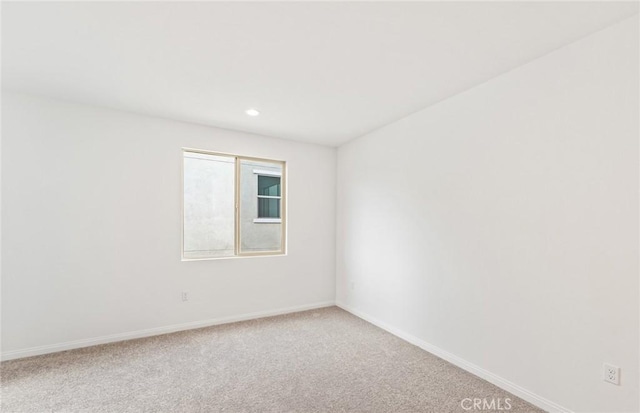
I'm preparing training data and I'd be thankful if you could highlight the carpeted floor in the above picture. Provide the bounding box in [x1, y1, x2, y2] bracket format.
[1, 307, 544, 413]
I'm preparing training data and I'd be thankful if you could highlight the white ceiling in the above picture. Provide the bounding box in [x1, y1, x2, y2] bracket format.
[2, 2, 638, 146]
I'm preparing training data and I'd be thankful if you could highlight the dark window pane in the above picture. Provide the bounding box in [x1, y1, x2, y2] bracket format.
[258, 176, 281, 196]
[258, 198, 280, 218]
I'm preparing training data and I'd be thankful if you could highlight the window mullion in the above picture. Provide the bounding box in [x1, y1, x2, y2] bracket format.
[234, 156, 240, 256]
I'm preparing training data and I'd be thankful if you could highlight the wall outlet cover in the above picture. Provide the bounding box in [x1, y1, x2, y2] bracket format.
[603, 363, 620, 385]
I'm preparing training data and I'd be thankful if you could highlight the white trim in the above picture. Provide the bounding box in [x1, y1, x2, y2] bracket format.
[1, 301, 335, 361]
[181, 148, 287, 258]
[182, 252, 286, 261]
[183, 153, 235, 163]
[252, 169, 281, 177]
[336, 302, 573, 413]
[253, 218, 282, 224]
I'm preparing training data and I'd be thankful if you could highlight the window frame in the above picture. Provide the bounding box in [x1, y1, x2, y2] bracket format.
[254, 170, 282, 223]
[181, 148, 287, 260]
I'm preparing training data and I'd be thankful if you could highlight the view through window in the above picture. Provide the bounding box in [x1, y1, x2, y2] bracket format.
[183, 149, 286, 259]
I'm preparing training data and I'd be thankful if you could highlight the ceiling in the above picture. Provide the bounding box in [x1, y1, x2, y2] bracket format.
[2, 2, 638, 146]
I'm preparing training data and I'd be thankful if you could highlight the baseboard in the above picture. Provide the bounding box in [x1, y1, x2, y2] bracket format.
[336, 302, 572, 413]
[1, 301, 335, 361]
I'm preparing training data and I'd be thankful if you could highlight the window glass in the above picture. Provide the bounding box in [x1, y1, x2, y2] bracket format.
[257, 175, 281, 218]
[258, 176, 281, 197]
[183, 152, 235, 259]
[258, 198, 280, 218]
[182, 150, 285, 259]
[239, 159, 283, 254]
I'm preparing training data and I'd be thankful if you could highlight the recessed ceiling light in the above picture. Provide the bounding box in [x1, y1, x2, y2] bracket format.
[246, 108, 260, 117]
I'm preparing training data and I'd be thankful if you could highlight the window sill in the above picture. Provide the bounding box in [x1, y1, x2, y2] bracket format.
[253, 218, 282, 224]
[182, 252, 286, 262]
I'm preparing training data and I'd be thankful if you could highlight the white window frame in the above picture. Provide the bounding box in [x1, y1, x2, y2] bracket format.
[254, 169, 282, 224]
[181, 148, 287, 260]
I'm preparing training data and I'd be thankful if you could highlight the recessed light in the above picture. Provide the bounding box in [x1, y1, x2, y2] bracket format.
[246, 108, 260, 117]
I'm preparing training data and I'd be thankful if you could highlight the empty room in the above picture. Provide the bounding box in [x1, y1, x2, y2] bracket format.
[1, 1, 638, 412]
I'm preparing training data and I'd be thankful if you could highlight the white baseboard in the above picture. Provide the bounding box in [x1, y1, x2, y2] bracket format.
[336, 302, 572, 413]
[1, 301, 335, 361]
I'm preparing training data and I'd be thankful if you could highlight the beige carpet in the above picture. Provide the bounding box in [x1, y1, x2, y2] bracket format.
[1, 307, 544, 413]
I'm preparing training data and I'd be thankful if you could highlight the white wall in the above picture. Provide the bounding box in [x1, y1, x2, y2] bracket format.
[1, 92, 336, 357]
[337, 16, 639, 413]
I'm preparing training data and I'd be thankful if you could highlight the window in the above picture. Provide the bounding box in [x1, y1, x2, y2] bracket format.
[182, 149, 286, 259]
[256, 174, 281, 221]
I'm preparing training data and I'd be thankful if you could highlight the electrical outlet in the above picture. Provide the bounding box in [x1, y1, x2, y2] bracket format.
[603, 363, 620, 385]
[181, 291, 189, 302]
